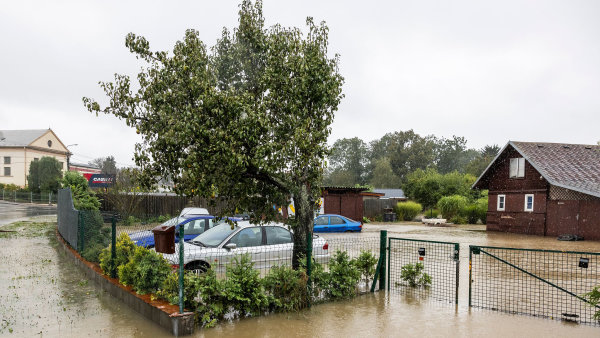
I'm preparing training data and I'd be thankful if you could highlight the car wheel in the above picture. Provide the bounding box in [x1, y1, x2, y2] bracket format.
[185, 261, 210, 275]
[345, 230, 353, 233]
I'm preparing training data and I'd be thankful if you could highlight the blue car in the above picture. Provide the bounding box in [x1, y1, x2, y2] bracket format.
[313, 214, 362, 233]
[129, 216, 238, 248]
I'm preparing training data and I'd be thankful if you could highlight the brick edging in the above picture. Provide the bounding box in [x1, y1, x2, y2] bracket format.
[55, 229, 195, 336]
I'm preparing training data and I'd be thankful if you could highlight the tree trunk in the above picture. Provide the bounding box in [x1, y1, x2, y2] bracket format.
[292, 184, 314, 269]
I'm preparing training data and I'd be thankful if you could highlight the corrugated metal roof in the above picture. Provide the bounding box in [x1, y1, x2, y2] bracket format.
[372, 188, 406, 198]
[473, 141, 600, 198]
[0, 129, 48, 147]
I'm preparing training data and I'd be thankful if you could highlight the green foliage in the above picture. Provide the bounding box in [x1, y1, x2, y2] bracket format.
[400, 262, 431, 287]
[404, 168, 479, 210]
[394, 201, 422, 221]
[27, 156, 63, 193]
[325, 137, 369, 186]
[79, 210, 109, 262]
[450, 215, 468, 224]
[437, 195, 468, 220]
[462, 204, 479, 224]
[362, 217, 370, 223]
[423, 208, 440, 219]
[157, 271, 201, 310]
[324, 250, 361, 299]
[84, 0, 344, 268]
[368, 157, 401, 188]
[122, 215, 141, 226]
[224, 254, 268, 317]
[354, 250, 378, 285]
[262, 265, 308, 312]
[62, 171, 101, 210]
[0, 183, 20, 192]
[475, 197, 488, 224]
[118, 246, 172, 294]
[583, 285, 600, 320]
[195, 268, 227, 328]
[99, 233, 136, 275]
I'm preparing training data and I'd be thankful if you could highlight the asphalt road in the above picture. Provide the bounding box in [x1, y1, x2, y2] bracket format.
[0, 200, 57, 227]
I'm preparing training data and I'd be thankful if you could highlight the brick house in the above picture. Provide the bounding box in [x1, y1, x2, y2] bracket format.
[473, 141, 600, 240]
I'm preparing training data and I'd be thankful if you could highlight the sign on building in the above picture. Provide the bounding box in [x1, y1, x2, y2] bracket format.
[88, 174, 115, 188]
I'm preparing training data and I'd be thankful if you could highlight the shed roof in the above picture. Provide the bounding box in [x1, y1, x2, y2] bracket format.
[372, 188, 406, 199]
[473, 141, 600, 198]
[0, 129, 49, 147]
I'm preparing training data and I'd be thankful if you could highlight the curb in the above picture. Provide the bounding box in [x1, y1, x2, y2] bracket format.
[55, 229, 195, 336]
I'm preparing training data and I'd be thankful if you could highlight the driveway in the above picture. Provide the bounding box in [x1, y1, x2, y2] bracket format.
[0, 200, 56, 227]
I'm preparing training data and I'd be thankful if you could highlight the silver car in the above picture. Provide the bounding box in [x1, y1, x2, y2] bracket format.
[163, 222, 330, 274]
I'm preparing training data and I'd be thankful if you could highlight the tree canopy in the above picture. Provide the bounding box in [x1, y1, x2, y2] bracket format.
[90, 156, 118, 175]
[83, 0, 344, 266]
[27, 156, 63, 193]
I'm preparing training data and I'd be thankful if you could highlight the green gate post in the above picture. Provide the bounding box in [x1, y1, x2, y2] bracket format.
[454, 243, 460, 305]
[178, 224, 185, 313]
[306, 233, 313, 308]
[468, 246, 473, 307]
[379, 230, 387, 291]
[110, 216, 117, 279]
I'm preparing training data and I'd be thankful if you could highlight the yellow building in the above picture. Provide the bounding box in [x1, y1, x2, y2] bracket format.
[0, 129, 69, 187]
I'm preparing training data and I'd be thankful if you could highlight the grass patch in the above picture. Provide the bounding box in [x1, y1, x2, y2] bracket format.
[0, 221, 56, 238]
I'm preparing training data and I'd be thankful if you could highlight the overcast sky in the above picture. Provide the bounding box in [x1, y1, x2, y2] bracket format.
[1, 0, 599, 167]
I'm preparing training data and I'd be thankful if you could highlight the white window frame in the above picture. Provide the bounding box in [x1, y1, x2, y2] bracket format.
[497, 194, 506, 211]
[509, 157, 525, 178]
[524, 194, 534, 212]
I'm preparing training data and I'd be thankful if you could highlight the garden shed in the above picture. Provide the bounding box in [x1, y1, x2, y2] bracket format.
[320, 186, 368, 222]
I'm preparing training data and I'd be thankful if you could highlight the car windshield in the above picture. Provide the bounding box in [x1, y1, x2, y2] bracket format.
[160, 217, 181, 226]
[193, 223, 238, 247]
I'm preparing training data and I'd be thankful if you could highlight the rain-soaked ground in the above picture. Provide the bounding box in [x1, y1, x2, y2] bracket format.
[1, 213, 600, 337]
[0, 200, 57, 226]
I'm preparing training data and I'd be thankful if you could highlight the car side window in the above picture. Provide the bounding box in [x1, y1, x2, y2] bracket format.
[184, 220, 206, 235]
[228, 227, 263, 247]
[330, 216, 345, 225]
[265, 227, 292, 245]
[315, 217, 329, 226]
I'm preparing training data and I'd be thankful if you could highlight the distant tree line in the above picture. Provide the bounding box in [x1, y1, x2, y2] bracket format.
[323, 129, 500, 189]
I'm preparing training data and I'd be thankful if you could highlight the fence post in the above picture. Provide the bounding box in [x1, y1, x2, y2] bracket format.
[30, 191, 32, 203]
[178, 223, 185, 313]
[110, 216, 117, 279]
[454, 243, 460, 305]
[14, 191, 16, 202]
[306, 232, 313, 308]
[379, 230, 387, 291]
[468, 246, 472, 308]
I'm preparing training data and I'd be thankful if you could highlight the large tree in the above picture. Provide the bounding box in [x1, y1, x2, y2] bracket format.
[83, 1, 343, 267]
[90, 156, 118, 175]
[27, 156, 63, 193]
[325, 137, 368, 185]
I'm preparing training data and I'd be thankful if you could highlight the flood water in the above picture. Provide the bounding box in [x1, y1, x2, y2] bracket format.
[1, 216, 599, 337]
[0, 200, 57, 226]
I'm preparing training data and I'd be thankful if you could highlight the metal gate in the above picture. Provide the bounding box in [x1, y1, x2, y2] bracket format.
[469, 245, 600, 325]
[388, 238, 460, 304]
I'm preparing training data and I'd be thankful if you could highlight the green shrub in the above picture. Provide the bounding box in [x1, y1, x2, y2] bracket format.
[584, 285, 600, 320]
[362, 217, 370, 224]
[475, 197, 488, 224]
[118, 246, 172, 294]
[81, 243, 105, 263]
[79, 211, 110, 263]
[196, 268, 227, 328]
[325, 250, 361, 299]
[423, 208, 440, 219]
[158, 214, 171, 223]
[224, 254, 268, 317]
[99, 233, 137, 275]
[63, 171, 100, 210]
[157, 271, 201, 311]
[462, 204, 479, 224]
[123, 215, 141, 226]
[354, 250, 378, 285]
[437, 195, 468, 219]
[374, 214, 383, 222]
[394, 201, 422, 221]
[450, 215, 468, 224]
[400, 262, 431, 287]
[1, 183, 20, 192]
[262, 265, 308, 312]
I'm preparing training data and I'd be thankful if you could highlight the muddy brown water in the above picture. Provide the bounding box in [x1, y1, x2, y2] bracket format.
[1, 219, 600, 337]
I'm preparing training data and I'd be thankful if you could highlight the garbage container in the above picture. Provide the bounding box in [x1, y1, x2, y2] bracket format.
[152, 225, 176, 254]
[383, 212, 397, 222]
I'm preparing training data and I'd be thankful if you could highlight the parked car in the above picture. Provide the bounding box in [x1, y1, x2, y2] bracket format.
[129, 216, 239, 248]
[313, 214, 362, 233]
[163, 222, 330, 273]
[179, 207, 209, 216]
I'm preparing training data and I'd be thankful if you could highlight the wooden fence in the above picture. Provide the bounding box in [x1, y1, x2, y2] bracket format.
[97, 192, 227, 217]
[363, 199, 402, 219]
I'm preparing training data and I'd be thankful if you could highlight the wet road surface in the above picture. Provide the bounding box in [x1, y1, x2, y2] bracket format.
[0, 200, 57, 226]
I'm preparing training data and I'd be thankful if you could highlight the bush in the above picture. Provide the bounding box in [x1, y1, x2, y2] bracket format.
[475, 197, 488, 224]
[79, 210, 110, 263]
[118, 246, 172, 294]
[224, 254, 268, 317]
[1, 183, 20, 192]
[196, 268, 227, 328]
[99, 233, 137, 275]
[400, 262, 431, 287]
[462, 204, 479, 224]
[354, 250, 378, 285]
[262, 265, 308, 312]
[423, 208, 440, 219]
[584, 285, 600, 320]
[325, 250, 361, 299]
[157, 271, 201, 311]
[394, 201, 422, 221]
[122, 215, 141, 226]
[362, 217, 370, 224]
[437, 195, 468, 219]
[450, 215, 468, 224]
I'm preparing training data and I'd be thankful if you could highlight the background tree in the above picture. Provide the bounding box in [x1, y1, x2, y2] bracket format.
[83, 0, 344, 267]
[464, 145, 500, 177]
[324, 137, 368, 185]
[435, 135, 478, 174]
[90, 156, 118, 175]
[27, 157, 63, 193]
[369, 157, 401, 188]
[387, 130, 438, 183]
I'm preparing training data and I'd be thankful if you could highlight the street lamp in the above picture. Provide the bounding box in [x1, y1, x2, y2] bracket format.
[66, 144, 78, 171]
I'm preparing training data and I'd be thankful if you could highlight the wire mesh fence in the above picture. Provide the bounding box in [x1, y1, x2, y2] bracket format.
[388, 238, 460, 304]
[469, 246, 600, 325]
[0, 189, 57, 204]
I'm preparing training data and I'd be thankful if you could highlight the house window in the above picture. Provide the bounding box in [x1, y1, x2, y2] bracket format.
[524, 194, 534, 211]
[3, 156, 10, 164]
[509, 158, 525, 178]
[497, 195, 506, 211]
[3, 167, 10, 176]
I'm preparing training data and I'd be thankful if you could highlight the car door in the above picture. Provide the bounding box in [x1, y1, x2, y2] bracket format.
[329, 216, 347, 232]
[224, 227, 265, 269]
[314, 216, 330, 232]
[264, 226, 294, 267]
[182, 219, 207, 241]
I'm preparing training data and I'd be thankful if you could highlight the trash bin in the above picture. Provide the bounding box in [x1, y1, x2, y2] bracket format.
[152, 225, 175, 254]
[383, 212, 397, 222]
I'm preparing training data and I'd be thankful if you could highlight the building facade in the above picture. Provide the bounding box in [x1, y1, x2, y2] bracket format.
[0, 129, 69, 187]
[473, 141, 600, 240]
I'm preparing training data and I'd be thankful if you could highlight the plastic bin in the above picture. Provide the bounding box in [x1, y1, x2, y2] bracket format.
[152, 225, 175, 254]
